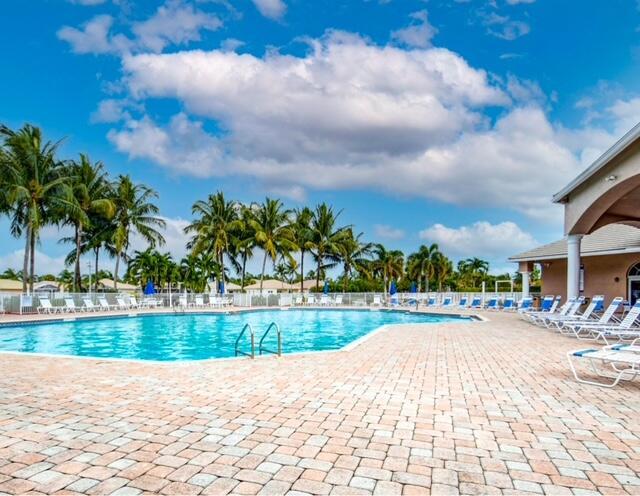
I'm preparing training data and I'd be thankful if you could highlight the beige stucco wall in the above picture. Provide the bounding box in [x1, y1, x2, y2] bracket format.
[563, 139, 640, 235]
[540, 253, 640, 302]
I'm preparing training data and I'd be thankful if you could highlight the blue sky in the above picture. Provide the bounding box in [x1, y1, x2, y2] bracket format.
[1, 0, 639, 276]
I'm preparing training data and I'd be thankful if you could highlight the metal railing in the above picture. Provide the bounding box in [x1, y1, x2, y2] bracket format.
[259, 322, 281, 356]
[235, 323, 255, 358]
[0, 290, 533, 314]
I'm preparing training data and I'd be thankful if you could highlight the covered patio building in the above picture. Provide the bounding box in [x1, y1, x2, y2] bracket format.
[511, 122, 640, 303]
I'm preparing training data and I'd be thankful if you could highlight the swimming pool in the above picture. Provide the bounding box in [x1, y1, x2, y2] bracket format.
[0, 309, 471, 361]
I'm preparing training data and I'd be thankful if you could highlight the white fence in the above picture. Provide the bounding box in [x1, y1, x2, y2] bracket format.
[0, 290, 529, 314]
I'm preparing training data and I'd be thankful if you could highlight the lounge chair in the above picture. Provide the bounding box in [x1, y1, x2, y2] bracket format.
[427, 296, 436, 306]
[194, 296, 206, 308]
[441, 296, 453, 308]
[485, 297, 499, 310]
[64, 298, 78, 313]
[98, 297, 113, 311]
[307, 295, 316, 306]
[458, 296, 468, 309]
[37, 298, 56, 314]
[129, 297, 140, 309]
[371, 295, 382, 307]
[502, 297, 515, 311]
[470, 296, 482, 309]
[178, 295, 189, 308]
[567, 339, 640, 387]
[536, 297, 585, 327]
[517, 297, 533, 312]
[522, 295, 560, 322]
[294, 295, 303, 306]
[115, 297, 130, 311]
[82, 298, 97, 312]
[574, 301, 640, 344]
[549, 295, 603, 330]
[562, 297, 624, 338]
[334, 295, 343, 306]
[320, 295, 330, 306]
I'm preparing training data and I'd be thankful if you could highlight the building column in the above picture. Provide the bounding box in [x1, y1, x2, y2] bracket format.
[567, 234, 583, 299]
[519, 261, 533, 298]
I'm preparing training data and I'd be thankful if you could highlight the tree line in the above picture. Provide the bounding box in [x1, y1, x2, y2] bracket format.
[0, 123, 524, 293]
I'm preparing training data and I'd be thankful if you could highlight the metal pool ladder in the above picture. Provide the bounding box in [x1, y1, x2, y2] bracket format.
[235, 323, 255, 358]
[259, 322, 281, 356]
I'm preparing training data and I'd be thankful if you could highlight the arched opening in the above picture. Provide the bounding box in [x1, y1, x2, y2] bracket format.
[627, 261, 640, 304]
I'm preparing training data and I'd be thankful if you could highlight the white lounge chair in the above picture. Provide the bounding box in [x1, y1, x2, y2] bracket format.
[567, 340, 640, 387]
[524, 296, 562, 323]
[307, 295, 316, 306]
[178, 295, 189, 308]
[129, 297, 140, 309]
[82, 298, 97, 312]
[537, 297, 584, 327]
[550, 295, 603, 330]
[562, 297, 624, 338]
[334, 295, 343, 306]
[37, 298, 56, 314]
[577, 301, 640, 344]
[194, 296, 206, 308]
[98, 297, 113, 311]
[320, 295, 330, 306]
[294, 295, 303, 306]
[63, 298, 77, 313]
[371, 295, 382, 307]
[115, 297, 130, 311]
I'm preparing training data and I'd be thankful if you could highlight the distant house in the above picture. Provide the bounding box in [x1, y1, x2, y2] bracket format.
[0, 279, 24, 293]
[243, 279, 294, 295]
[97, 278, 138, 292]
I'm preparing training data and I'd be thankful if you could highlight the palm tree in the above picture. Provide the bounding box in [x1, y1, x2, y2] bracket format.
[309, 203, 349, 291]
[458, 257, 490, 289]
[372, 244, 404, 293]
[0, 268, 22, 280]
[339, 229, 373, 292]
[434, 253, 454, 291]
[185, 192, 241, 293]
[0, 124, 68, 292]
[230, 204, 256, 291]
[407, 243, 440, 292]
[111, 175, 166, 290]
[248, 198, 296, 292]
[63, 154, 114, 291]
[292, 207, 313, 292]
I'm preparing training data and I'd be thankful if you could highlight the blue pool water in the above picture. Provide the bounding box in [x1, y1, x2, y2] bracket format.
[0, 309, 470, 361]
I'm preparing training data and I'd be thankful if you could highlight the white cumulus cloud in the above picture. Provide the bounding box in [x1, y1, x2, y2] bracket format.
[419, 221, 537, 265]
[391, 10, 438, 49]
[374, 224, 406, 240]
[251, 0, 287, 20]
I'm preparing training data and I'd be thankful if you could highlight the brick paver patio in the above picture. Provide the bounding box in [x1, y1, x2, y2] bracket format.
[1, 311, 639, 495]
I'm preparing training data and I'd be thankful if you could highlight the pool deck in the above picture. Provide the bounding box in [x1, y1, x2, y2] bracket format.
[1, 311, 639, 495]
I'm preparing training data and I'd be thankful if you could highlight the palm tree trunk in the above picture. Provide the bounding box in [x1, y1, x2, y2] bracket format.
[74, 224, 81, 292]
[299, 249, 305, 293]
[260, 251, 267, 292]
[94, 247, 100, 291]
[29, 227, 35, 293]
[22, 226, 30, 293]
[315, 252, 321, 292]
[220, 252, 226, 293]
[241, 253, 247, 290]
[114, 253, 120, 291]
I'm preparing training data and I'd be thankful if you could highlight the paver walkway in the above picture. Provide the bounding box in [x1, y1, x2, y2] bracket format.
[1, 311, 639, 495]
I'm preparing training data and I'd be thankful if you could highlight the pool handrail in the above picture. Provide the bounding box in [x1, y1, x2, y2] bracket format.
[259, 322, 281, 357]
[235, 323, 255, 358]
